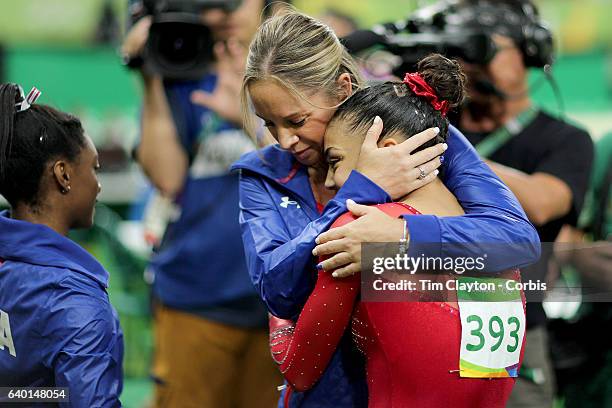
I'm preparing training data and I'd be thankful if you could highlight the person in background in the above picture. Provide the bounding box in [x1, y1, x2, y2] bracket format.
[0, 83, 123, 407]
[449, 1, 594, 406]
[550, 131, 612, 407]
[120, 1, 283, 406]
[319, 8, 358, 38]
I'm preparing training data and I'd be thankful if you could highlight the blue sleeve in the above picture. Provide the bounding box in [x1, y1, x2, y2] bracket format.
[163, 82, 201, 154]
[238, 171, 389, 318]
[44, 290, 123, 408]
[402, 125, 541, 271]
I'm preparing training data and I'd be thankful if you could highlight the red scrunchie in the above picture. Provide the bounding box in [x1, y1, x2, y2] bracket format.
[403, 73, 449, 117]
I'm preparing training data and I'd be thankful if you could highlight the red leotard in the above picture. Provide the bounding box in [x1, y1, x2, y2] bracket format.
[270, 203, 523, 407]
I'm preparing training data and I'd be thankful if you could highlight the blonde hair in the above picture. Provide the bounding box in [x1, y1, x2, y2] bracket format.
[241, 9, 364, 144]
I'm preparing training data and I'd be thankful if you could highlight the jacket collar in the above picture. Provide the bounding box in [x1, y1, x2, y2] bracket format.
[0, 211, 109, 288]
[231, 145, 319, 215]
[231, 144, 296, 179]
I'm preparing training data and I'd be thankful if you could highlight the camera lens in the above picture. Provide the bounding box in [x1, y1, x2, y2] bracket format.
[146, 14, 214, 79]
[157, 23, 203, 67]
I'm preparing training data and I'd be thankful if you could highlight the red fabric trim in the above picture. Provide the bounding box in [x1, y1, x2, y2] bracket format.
[392, 201, 422, 215]
[276, 162, 301, 184]
[316, 202, 324, 214]
[283, 386, 292, 408]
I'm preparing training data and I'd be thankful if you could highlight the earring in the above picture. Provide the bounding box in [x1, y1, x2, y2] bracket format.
[61, 185, 71, 194]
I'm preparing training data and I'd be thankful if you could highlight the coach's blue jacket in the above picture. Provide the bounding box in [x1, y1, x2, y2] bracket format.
[231, 125, 540, 408]
[0, 211, 123, 407]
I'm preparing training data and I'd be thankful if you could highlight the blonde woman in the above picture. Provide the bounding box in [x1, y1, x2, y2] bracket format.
[231, 11, 539, 408]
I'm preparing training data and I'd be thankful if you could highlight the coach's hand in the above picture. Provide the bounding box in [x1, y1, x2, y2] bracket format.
[355, 116, 446, 200]
[190, 37, 246, 126]
[313, 200, 406, 278]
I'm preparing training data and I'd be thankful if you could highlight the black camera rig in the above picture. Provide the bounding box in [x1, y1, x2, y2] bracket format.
[126, 0, 241, 80]
[342, 0, 553, 77]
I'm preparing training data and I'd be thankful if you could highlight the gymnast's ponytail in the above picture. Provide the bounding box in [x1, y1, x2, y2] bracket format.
[0, 83, 20, 181]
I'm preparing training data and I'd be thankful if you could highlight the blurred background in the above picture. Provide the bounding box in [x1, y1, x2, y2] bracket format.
[0, 1, 610, 406]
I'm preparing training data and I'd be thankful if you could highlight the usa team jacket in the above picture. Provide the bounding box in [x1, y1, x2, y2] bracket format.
[231, 125, 540, 408]
[0, 211, 123, 407]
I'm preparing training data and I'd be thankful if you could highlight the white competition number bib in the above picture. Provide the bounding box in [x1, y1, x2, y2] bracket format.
[457, 277, 526, 378]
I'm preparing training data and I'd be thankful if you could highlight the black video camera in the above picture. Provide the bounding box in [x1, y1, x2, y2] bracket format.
[127, 0, 241, 80]
[342, 0, 553, 78]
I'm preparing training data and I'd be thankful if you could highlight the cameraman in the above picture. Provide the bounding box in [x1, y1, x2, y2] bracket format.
[121, 1, 282, 407]
[448, 1, 594, 406]
[550, 131, 612, 407]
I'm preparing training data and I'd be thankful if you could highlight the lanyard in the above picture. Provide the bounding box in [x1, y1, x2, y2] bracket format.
[475, 108, 539, 159]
